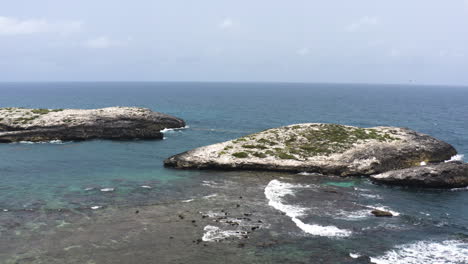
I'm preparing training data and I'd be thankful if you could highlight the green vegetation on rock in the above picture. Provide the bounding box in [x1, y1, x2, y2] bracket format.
[232, 152, 249, 158]
[219, 123, 399, 160]
[31, 109, 63, 115]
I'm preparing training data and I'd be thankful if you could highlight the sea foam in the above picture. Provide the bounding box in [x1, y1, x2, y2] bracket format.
[201, 225, 245, 242]
[370, 240, 468, 264]
[264, 179, 352, 237]
[445, 154, 465, 163]
[16, 140, 66, 144]
[160, 125, 190, 133]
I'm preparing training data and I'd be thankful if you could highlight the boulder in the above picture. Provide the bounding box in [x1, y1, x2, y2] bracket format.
[0, 107, 185, 142]
[371, 209, 393, 217]
[370, 161, 468, 188]
[164, 123, 456, 176]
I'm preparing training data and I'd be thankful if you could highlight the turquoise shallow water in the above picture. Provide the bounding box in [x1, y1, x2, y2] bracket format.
[1, 82, 468, 263]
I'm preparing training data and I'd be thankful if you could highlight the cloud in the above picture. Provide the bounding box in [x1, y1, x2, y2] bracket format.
[83, 36, 128, 49]
[345, 16, 379, 32]
[0, 16, 82, 35]
[218, 18, 235, 29]
[296, 48, 310, 56]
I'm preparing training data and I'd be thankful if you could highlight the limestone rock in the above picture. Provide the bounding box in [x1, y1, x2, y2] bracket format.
[0, 107, 185, 142]
[164, 123, 456, 176]
[370, 161, 468, 188]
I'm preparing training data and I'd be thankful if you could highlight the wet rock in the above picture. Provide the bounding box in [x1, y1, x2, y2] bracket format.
[164, 123, 456, 176]
[0, 107, 185, 143]
[371, 161, 468, 188]
[371, 209, 393, 217]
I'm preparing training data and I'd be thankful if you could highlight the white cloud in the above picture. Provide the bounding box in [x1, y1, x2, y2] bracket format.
[297, 48, 310, 56]
[345, 16, 379, 32]
[218, 18, 235, 29]
[0, 16, 82, 35]
[83, 36, 129, 49]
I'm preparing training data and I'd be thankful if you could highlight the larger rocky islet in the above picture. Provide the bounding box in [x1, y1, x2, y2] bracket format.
[165, 123, 457, 176]
[0, 107, 185, 143]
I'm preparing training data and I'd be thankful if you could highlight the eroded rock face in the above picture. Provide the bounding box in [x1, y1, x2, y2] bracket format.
[0, 107, 185, 142]
[164, 123, 457, 176]
[370, 161, 468, 188]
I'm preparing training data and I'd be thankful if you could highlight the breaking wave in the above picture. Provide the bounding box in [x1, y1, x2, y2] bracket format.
[264, 179, 352, 237]
[370, 240, 468, 264]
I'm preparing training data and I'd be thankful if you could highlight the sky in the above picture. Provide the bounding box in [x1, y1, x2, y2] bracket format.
[1, 0, 468, 85]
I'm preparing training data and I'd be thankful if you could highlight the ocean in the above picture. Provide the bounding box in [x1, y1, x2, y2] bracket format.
[0, 82, 467, 263]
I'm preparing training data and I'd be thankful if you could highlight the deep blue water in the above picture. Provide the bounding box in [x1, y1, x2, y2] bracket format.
[0, 82, 467, 210]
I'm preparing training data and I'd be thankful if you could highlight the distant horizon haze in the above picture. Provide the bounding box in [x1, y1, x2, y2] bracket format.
[1, 0, 468, 85]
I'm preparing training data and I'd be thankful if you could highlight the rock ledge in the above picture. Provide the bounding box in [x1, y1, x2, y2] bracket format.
[370, 161, 468, 188]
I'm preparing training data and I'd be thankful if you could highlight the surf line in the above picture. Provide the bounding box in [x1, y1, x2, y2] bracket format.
[264, 179, 352, 237]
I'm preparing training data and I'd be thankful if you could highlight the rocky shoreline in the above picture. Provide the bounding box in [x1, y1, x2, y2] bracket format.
[371, 161, 468, 188]
[165, 123, 467, 188]
[0, 107, 185, 143]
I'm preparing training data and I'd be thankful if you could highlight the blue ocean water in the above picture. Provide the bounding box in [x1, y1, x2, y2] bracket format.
[0, 82, 467, 210]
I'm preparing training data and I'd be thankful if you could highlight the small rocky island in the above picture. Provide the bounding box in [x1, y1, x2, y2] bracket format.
[165, 123, 466, 187]
[0, 107, 185, 143]
[371, 161, 468, 188]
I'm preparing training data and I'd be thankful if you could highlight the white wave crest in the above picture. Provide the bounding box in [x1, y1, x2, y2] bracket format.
[16, 140, 66, 144]
[160, 125, 190, 133]
[336, 209, 372, 220]
[202, 193, 218, 199]
[451, 186, 468, 192]
[370, 240, 468, 264]
[297, 172, 322, 176]
[100, 188, 115, 192]
[264, 179, 352, 237]
[445, 154, 465, 163]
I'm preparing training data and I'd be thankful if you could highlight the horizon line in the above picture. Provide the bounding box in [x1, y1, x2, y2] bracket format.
[0, 80, 467, 88]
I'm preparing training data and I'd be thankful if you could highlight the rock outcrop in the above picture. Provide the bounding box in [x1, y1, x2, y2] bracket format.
[164, 123, 456, 176]
[371, 209, 393, 217]
[0, 107, 185, 142]
[370, 161, 468, 188]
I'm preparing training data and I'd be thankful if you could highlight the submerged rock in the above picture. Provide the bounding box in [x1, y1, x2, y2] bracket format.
[370, 161, 468, 188]
[0, 107, 185, 143]
[164, 123, 456, 176]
